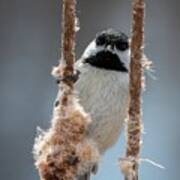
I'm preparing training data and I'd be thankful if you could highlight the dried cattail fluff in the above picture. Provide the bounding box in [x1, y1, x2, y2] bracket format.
[33, 84, 100, 180]
[119, 157, 137, 179]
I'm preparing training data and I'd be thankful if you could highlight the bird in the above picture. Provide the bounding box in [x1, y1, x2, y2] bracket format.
[56, 29, 130, 180]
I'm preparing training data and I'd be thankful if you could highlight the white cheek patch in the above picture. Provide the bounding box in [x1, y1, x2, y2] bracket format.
[82, 41, 104, 59]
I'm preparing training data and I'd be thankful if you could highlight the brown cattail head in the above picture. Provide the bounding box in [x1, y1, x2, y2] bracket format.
[33, 95, 100, 180]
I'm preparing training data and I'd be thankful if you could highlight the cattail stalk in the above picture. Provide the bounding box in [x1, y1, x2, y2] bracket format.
[33, 0, 99, 180]
[120, 0, 145, 180]
[61, 0, 76, 84]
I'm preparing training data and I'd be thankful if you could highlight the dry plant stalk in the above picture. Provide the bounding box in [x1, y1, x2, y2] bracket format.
[120, 0, 145, 180]
[60, 0, 76, 84]
[33, 0, 99, 180]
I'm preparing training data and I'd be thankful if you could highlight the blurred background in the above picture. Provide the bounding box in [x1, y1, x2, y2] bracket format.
[0, 0, 180, 179]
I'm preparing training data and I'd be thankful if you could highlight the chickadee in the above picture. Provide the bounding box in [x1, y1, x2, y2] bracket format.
[56, 29, 130, 180]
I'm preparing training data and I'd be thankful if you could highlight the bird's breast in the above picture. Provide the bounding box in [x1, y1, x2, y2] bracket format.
[75, 63, 129, 153]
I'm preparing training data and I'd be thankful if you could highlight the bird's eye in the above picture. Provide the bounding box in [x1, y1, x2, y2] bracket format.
[115, 41, 129, 51]
[96, 34, 106, 46]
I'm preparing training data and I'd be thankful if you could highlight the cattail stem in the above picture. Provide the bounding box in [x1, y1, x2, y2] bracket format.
[61, 0, 76, 80]
[127, 0, 144, 157]
[59, 0, 76, 108]
[120, 0, 145, 180]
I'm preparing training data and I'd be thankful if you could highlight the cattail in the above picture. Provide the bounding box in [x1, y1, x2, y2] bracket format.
[33, 0, 99, 179]
[120, 0, 145, 180]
